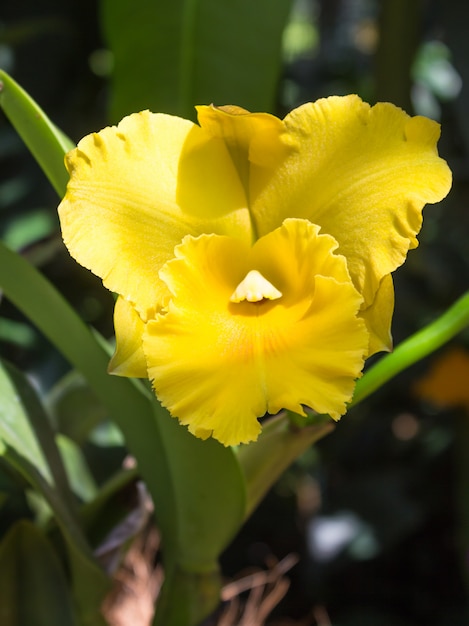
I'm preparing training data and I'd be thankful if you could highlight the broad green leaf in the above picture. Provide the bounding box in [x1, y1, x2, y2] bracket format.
[149, 402, 247, 625]
[0, 69, 74, 197]
[0, 360, 55, 486]
[0, 520, 77, 626]
[154, 400, 246, 569]
[100, 0, 293, 121]
[56, 435, 98, 503]
[0, 360, 109, 625]
[4, 449, 109, 626]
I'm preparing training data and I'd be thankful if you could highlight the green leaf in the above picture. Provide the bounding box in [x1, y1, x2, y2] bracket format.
[6, 456, 109, 626]
[0, 359, 109, 626]
[47, 371, 111, 445]
[100, 0, 293, 121]
[0, 69, 74, 197]
[153, 564, 221, 626]
[56, 435, 98, 503]
[80, 466, 139, 544]
[149, 402, 247, 625]
[0, 520, 77, 626]
[2, 208, 57, 252]
[0, 360, 56, 488]
[154, 401, 246, 570]
[238, 413, 335, 519]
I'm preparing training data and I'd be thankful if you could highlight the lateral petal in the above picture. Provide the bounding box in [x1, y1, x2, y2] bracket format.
[108, 296, 147, 378]
[58, 111, 251, 318]
[251, 95, 452, 305]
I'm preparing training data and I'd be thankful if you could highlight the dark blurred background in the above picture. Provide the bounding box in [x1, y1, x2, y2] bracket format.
[1, 1, 469, 624]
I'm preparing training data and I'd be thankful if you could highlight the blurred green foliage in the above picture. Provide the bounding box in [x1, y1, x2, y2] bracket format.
[101, 0, 292, 121]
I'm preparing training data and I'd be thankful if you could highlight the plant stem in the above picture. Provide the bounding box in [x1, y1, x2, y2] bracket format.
[352, 291, 469, 406]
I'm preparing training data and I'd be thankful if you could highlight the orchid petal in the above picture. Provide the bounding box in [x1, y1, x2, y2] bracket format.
[251, 95, 452, 307]
[58, 111, 252, 318]
[143, 219, 368, 445]
[108, 296, 147, 378]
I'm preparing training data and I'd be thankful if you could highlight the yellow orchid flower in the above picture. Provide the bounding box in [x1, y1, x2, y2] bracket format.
[58, 95, 452, 446]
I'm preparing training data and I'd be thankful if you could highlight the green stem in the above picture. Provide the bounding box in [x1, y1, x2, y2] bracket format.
[153, 564, 221, 626]
[352, 291, 469, 406]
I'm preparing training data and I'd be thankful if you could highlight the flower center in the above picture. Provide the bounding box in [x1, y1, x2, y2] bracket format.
[230, 270, 282, 303]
